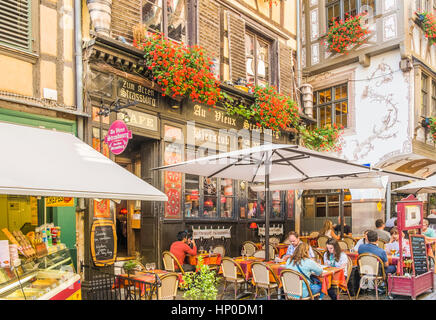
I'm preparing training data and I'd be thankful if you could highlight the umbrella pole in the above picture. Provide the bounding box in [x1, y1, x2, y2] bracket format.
[265, 158, 270, 262]
[340, 189, 344, 239]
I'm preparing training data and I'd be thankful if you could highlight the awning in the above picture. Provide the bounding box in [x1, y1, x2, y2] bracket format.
[0, 122, 167, 201]
[394, 174, 436, 194]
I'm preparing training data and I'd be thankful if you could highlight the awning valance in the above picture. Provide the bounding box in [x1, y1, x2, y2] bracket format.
[0, 122, 167, 201]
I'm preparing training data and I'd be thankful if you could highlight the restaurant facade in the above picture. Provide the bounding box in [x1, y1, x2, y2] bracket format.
[81, 0, 301, 274]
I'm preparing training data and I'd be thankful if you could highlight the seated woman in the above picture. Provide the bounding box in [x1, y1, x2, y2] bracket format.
[323, 238, 349, 300]
[354, 230, 370, 252]
[285, 242, 324, 299]
[385, 227, 410, 257]
[319, 219, 340, 240]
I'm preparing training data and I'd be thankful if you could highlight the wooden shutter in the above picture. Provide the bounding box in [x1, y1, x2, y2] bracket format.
[0, 0, 32, 51]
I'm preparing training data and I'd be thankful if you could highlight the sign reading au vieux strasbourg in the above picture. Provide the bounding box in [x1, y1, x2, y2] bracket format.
[104, 120, 132, 155]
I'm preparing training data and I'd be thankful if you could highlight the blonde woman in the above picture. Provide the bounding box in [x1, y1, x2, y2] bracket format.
[319, 219, 340, 240]
[285, 242, 324, 299]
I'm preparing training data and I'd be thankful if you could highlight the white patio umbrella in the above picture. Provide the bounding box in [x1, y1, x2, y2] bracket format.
[394, 174, 436, 194]
[154, 144, 420, 260]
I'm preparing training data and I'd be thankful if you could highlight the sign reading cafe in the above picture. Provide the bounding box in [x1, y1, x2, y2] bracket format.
[118, 79, 157, 107]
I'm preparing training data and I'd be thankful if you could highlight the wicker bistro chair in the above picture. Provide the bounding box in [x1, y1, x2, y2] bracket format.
[253, 250, 266, 259]
[162, 251, 191, 275]
[251, 262, 280, 300]
[376, 239, 387, 250]
[280, 269, 320, 300]
[338, 240, 349, 251]
[317, 235, 329, 249]
[262, 244, 277, 260]
[242, 241, 258, 257]
[220, 257, 248, 299]
[342, 236, 356, 250]
[311, 247, 324, 265]
[331, 255, 353, 300]
[156, 273, 179, 300]
[213, 245, 226, 257]
[356, 253, 387, 300]
[269, 237, 280, 245]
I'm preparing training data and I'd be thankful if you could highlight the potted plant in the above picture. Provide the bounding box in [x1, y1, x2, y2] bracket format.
[182, 257, 219, 300]
[123, 260, 138, 275]
[298, 124, 344, 152]
[428, 117, 436, 142]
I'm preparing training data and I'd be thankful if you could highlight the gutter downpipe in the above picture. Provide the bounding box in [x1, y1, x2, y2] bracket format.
[296, 0, 302, 88]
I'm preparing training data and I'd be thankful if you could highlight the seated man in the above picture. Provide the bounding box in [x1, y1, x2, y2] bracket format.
[334, 216, 352, 237]
[281, 231, 315, 262]
[358, 230, 396, 275]
[169, 231, 197, 272]
[374, 219, 391, 243]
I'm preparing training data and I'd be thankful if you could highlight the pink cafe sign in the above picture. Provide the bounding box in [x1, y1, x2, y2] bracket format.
[104, 120, 132, 155]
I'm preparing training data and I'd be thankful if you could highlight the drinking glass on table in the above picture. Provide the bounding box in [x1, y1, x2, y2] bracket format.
[145, 263, 151, 272]
[150, 262, 156, 271]
[199, 246, 204, 253]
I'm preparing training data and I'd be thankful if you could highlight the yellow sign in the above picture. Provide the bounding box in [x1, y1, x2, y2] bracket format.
[30, 197, 38, 225]
[45, 197, 74, 207]
[377, 201, 382, 212]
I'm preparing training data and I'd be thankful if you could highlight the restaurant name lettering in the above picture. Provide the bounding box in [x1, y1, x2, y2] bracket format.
[118, 79, 157, 107]
[194, 127, 231, 146]
[193, 105, 237, 127]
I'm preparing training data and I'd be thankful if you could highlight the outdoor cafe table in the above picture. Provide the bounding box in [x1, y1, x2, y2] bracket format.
[300, 236, 318, 247]
[267, 262, 347, 296]
[187, 253, 222, 270]
[114, 269, 182, 296]
[254, 243, 289, 258]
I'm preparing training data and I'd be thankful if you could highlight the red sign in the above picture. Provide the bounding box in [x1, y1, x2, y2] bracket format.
[104, 120, 132, 155]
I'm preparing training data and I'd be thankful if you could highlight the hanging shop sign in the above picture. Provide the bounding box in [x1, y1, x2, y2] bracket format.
[117, 79, 157, 107]
[191, 226, 232, 239]
[104, 120, 132, 155]
[91, 219, 117, 266]
[45, 197, 74, 207]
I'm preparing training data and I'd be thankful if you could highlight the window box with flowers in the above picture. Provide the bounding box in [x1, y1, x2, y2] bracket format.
[133, 33, 221, 107]
[326, 13, 369, 55]
[429, 117, 436, 143]
[298, 124, 344, 153]
[415, 12, 436, 45]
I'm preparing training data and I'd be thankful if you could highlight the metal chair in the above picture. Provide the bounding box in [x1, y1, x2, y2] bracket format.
[251, 262, 280, 300]
[253, 250, 266, 259]
[269, 237, 280, 245]
[342, 236, 356, 250]
[220, 257, 247, 299]
[280, 269, 320, 300]
[317, 235, 329, 249]
[356, 253, 387, 300]
[242, 241, 258, 257]
[157, 273, 179, 300]
[338, 240, 349, 251]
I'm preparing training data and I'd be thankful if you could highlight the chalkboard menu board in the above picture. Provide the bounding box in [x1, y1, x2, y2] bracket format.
[91, 220, 117, 267]
[409, 235, 428, 276]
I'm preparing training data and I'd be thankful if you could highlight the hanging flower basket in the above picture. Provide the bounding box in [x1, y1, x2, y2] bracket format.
[415, 11, 436, 45]
[326, 13, 369, 55]
[299, 124, 344, 153]
[134, 33, 221, 106]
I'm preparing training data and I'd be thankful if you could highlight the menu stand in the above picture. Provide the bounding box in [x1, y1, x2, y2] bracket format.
[387, 195, 434, 300]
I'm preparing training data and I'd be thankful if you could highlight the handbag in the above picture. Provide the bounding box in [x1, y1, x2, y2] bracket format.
[296, 263, 322, 285]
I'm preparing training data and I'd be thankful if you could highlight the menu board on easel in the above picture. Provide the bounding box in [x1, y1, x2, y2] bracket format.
[91, 220, 117, 267]
[409, 235, 429, 276]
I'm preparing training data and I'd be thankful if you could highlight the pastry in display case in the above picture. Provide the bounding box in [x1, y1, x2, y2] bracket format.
[0, 247, 81, 300]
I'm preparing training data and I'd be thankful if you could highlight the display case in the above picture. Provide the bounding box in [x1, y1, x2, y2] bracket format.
[0, 247, 81, 300]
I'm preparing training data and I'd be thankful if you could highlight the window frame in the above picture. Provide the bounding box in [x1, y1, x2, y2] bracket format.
[141, 0, 191, 44]
[326, 0, 376, 28]
[245, 30, 273, 87]
[421, 72, 429, 117]
[313, 83, 349, 128]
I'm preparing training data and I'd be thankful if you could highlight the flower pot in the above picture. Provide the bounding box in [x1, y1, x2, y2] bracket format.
[87, 0, 112, 37]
